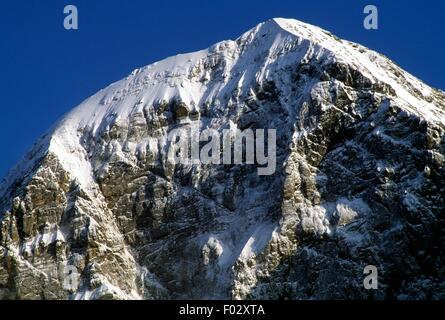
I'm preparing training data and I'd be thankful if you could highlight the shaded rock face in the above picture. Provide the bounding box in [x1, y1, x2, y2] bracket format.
[1, 18, 444, 300]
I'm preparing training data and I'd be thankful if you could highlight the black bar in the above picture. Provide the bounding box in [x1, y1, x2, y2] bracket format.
[0, 300, 443, 319]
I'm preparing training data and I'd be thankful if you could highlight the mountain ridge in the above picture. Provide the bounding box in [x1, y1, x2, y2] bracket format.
[1, 18, 444, 201]
[0, 18, 444, 300]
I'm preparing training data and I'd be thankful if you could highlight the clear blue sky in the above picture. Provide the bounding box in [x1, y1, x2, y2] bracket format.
[0, 0, 444, 178]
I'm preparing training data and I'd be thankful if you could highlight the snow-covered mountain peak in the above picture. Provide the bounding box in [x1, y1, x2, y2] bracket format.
[1, 18, 445, 301]
[2, 20, 444, 199]
[2, 17, 445, 201]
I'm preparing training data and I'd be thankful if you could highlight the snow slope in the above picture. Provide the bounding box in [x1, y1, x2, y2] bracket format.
[1, 18, 444, 201]
[1, 18, 444, 300]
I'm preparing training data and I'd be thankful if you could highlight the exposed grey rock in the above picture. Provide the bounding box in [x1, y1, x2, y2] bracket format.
[0, 18, 444, 300]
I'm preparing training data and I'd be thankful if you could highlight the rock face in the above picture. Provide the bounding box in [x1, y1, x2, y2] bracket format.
[1, 18, 444, 300]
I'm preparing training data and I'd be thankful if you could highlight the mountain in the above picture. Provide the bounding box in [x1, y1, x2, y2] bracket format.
[0, 18, 444, 300]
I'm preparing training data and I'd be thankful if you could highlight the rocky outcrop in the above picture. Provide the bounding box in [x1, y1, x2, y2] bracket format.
[1, 18, 444, 299]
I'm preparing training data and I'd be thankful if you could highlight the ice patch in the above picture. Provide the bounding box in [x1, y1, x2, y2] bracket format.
[239, 223, 278, 260]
